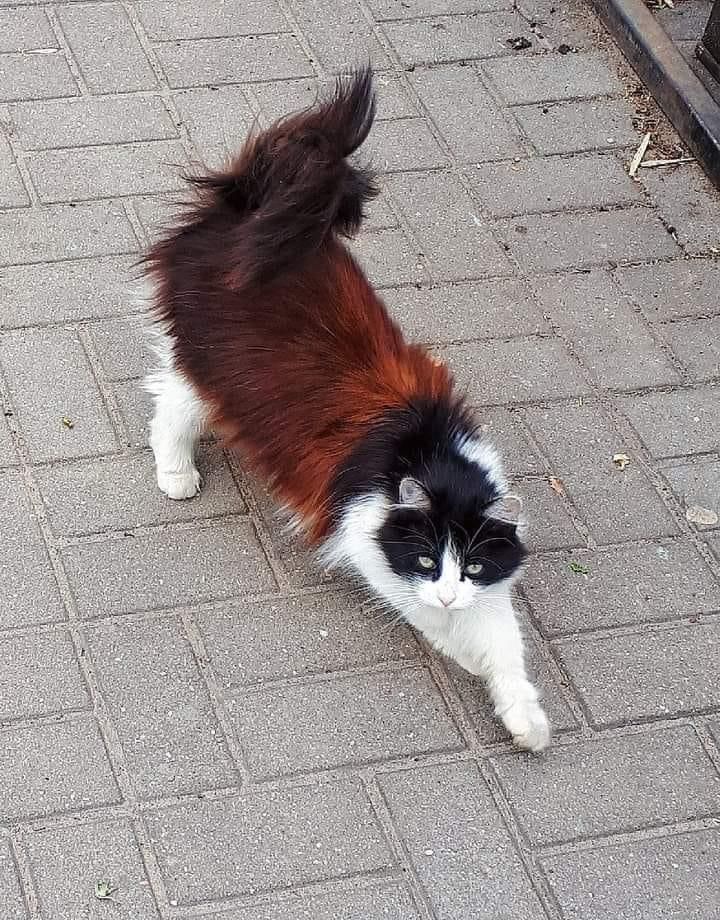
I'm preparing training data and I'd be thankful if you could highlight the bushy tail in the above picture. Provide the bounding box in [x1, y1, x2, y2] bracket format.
[191, 66, 378, 287]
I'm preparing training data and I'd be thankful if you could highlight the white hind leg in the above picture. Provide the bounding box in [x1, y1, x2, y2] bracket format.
[145, 352, 207, 500]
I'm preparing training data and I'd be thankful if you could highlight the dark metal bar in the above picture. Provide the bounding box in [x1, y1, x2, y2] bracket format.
[697, 0, 720, 85]
[591, 0, 720, 190]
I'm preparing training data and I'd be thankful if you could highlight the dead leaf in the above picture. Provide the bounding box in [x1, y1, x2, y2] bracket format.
[612, 452, 631, 470]
[60, 416, 74, 430]
[94, 881, 118, 901]
[549, 476, 566, 496]
[685, 504, 718, 527]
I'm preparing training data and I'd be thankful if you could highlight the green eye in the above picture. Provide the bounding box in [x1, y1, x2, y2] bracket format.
[464, 562, 483, 576]
[417, 555, 436, 570]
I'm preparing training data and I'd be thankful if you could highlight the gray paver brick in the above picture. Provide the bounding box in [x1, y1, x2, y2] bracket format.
[0, 327, 118, 461]
[470, 153, 643, 217]
[0, 52, 77, 103]
[58, 3, 157, 93]
[542, 829, 720, 920]
[38, 446, 245, 536]
[0, 416, 17, 466]
[369, 0, 510, 15]
[0, 629, 87, 721]
[439, 338, 591, 404]
[491, 725, 720, 845]
[364, 118, 449, 172]
[0, 135, 29, 208]
[0, 7, 55, 52]
[228, 666, 464, 778]
[290, 0, 391, 71]
[0, 203, 137, 266]
[614, 258, 720, 320]
[496, 208, 680, 272]
[28, 819, 160, 920]
[554, 620, 720, 727]
[379, 762, 546, 920]
[174, 85, 253, 168]
[640, 165, 720, 255]
[88, 314, 151, 381]
[524, 539, 720, 635]
[385, 11, 527, 63]
[513, 97, 640, 154]
[387, 171, 512, 279]
[0, 470, 65, 629]
[0, 715, 120, 822]
[0, 840, 26, 920]
[384, 278, 546, 342]
[27, 140, 187, 202]
[156, 35, 313, 87]
[198, 592, 418, 686]
[145, 780, 392, 903]
[476, 406, 545, 476]
[662, 459, 720, 527]
[518, 475, 585, 551]
[483, 50, 623, 104]
[136, 0, 288, 38]
[9, 95, 178, 149]
[619, 388, 720, 458]
[62, 520, 274, 617]
[410, 65, 523, 161]
[350, 227, 429, 287]
[88, 616, 237, 798]
[531, 270, 680, 388]
[660, 316, 720, 378]
[113, 378, 153, 448]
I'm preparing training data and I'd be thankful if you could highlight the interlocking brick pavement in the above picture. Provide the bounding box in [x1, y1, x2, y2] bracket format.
[0, 0, 719, 917]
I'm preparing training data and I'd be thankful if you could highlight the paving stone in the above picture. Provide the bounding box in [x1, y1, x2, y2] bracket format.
[28, 819, 160, 920]
[9, 95, 178, 149]
[145, 780, 391, 903]
[496, 208, 679, 272]
[513, 97, 640, 154]
[198, 592, 418, 686]
[0, 715, 120, 822]
[483, 50, 623, 104]
[350, 228, 429, 287]
[136, 0, 288, 38]
[0, 203, 137, 266]
[0, 7, 56, 52]
[0, 135, 29, 207]
[386, 11, 527, 63]
[364, 118, 449, 172]
[554, 620, 720, 727]
[174, 85, 253, 168]
[37, 446, 245, 536]
[113, 379, 153, 448]
[363, 192, 400, 230]
[0, 630, 87, 722]
[370, 0, 508, 15]
[87, 314, 151, 381]
[517, 475, 585, 551]
[661, 316, 720, 379]
[524, 540, 720, 635]
[640, 165, 720, 255]
[542, 829, 720, 920]
[0, 840, 26, 920]
[474, 406, 545, 477]
[619, 388, 720, 458]
[614, 258, 720, 320]
[0, 470, 65, 629]
[439, 338, 591, 404]
[62, 519, 274, 617]
[0, 327, 118, 461]
[470, 153, 643, 216]
[0, 51, 77, 103]
[156, 35, 313, 87]
[27, 139, 187, 202]
[515, 0, 592, 49]
[654, 0, 711, 40]
[58, 3, 157, 93]
[524, 403, 680, 543]
[228, 666, 463, 778]
[0, 416, 17, 467]
[88, 616, 237, 798]
[662, 459, 720, 527]
[132, 195, 185, 243]
[410, 64, 523, 161]
[532, 270, 680, 388]
[388, 171, 512, 279]
[379, 762, 546, 920]
[384, 278, 546, 343]
[493, 725, 720, 845]
[290, 0, 391, 71]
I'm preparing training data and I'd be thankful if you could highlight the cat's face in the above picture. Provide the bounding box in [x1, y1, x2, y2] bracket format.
[378, 475, 526, 613]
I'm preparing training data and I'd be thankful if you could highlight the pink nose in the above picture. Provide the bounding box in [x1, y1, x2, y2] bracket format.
[438, 591, 456, 607]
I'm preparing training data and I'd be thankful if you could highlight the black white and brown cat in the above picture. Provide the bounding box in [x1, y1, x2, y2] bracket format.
[143, 67, 550, 752]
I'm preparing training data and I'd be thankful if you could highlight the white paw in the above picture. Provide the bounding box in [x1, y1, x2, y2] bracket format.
[157, 468, 202, 500]
[503, 700, 551, 753]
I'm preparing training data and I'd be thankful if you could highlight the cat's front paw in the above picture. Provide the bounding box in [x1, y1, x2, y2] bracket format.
[503, 699, 551, 753]
[157, 468, 202, 500]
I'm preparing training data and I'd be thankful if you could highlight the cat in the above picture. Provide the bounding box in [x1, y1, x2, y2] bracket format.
[143, 66, 550, 752]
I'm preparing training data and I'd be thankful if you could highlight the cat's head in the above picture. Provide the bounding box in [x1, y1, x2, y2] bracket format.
[377, 462, 526, 613]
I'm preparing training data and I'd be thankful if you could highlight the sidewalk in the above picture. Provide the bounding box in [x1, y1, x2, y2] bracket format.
[1, 1, 719, 918]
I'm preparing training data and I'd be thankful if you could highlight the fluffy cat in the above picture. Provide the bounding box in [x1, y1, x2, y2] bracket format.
[143, 67, 550, 752]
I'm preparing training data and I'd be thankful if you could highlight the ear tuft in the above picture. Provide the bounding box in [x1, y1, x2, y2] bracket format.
[486, 493, 523, 526]
[398, 476, 431, 510]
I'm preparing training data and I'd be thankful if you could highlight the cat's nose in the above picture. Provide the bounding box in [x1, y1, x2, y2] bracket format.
[438, 589, 456, 607]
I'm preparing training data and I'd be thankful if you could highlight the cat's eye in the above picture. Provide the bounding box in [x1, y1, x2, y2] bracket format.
[464, 562, 484, 576]
[417, 555, 436, 570]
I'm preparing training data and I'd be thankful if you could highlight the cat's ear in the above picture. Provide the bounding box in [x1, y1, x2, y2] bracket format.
[486, 493, 523, 526]
[398, 477, 431, 510]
